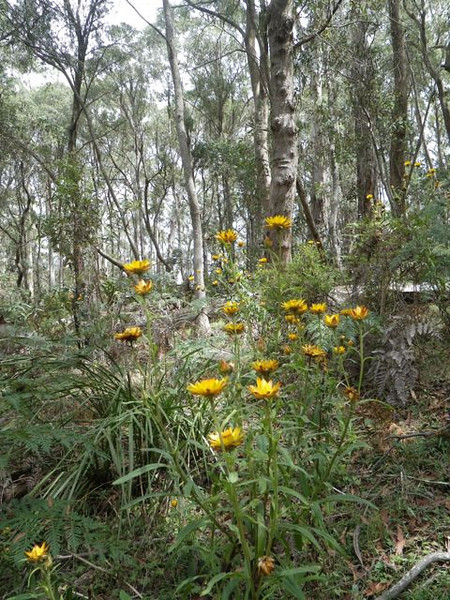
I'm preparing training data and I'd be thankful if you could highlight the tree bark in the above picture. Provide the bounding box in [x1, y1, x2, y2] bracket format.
[267, 0, 297, 263]
[351, 16, 377, 219]
[388, 0, 409, 216]
[163, 0, 209, 333]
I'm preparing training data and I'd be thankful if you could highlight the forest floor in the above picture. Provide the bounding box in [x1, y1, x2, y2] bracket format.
[1, 317, 449, 599]
[312, 337, 450, 600]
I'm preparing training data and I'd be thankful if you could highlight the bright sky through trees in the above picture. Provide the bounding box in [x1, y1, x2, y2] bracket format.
[108, 0, 160, 28]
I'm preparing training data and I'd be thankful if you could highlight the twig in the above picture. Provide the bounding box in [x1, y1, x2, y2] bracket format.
[386, 428, 449, 441]
[375, 552, 450, 600]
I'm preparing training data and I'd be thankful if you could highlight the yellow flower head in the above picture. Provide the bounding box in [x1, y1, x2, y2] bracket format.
[216, 229, 238, 244]
[208, 426, 244, 451]
[187, 377, 228, 398]
[170, 498, 178, 508]
[284, 314, 301, 325]
[134, 279, 153, 295]
[333, 345, 346, 355]
[123, 259, 151, 275]
[258, 257, 268, 265]
[404, 160, 411, 167]
[248, 377, 281, 399]
[114, 327, 142, 342]
[219, 359, 234, 374]
[212, 254, 221, 261]
[366, 193, 373, 200]
[302, 344, 327, 360]
[223, 322, 245, 336]
[188, 275, 195, 281]
[251, 359, 279, 377]
[349, 306, 369, 320]
[282, 344, 292, 355]
[238, 240, 245, 247]
[310, 303, 327, 315]
[343, 386, 360, 402]
[281, 299, 308, 314]
[340, 308, 354, 317]
[324, 314, 340, 328]
[212, 280, 219, 286]
[414, 162, 421, 167]
[222, 301, 240, 317]
[287, 332, 298, 341]
[258, 555, 275, 576]
[25, 542, 50, 563]
[265, 215, 293, 230]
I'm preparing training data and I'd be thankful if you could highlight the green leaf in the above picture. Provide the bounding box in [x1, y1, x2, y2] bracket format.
[278, 485, 309, 506]
[113, 463, 167, 485]
[228, 471, 238, 484]
[200, 572, 237, 596]
[169, 517, 208, 552]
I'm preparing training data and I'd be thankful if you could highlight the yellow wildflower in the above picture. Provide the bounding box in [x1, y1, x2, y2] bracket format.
[310, 303, 327, 314]
[404, 160, 411, 167]
[123, 259, 151, 275]
[219, 359, 234, 374]
[281, 299, 308, 314]
[248, 377, 281, 399]
[216, 229, 238, 244]
[188, 275, 194, 281]
[215, 268, 222, 275]
[170, 499, 178, 508]
[282, 344, 292, 355]
[366, 194, 373, 200]
[251, 359, 279, 377]
[287, 332, 298, 341]
[114, 327, 142, 342]
[302, 344, 327, 360]
[349, 306, 369, 320]
[265, 215, 292, 230]
[238, 240, 245, 247]
[258, 555, 275, 576]
[333, 346, 346, 355]
[208, 427, 244, 451]
[222, 301, 240, 317]
[324, 314, 340, 328]
[258, 257, 268, 265]
[212, 254, 221, 261]
[284, 314, 301, 325]
[25, 542, 50, 563]
[134, 279, 153, 295]
[223, 322, 245, 336]
[414, 162, 421, 167]
[212, 280, 219, 286]
[187, 377, 228, 397]
[343, 386, 360, 402]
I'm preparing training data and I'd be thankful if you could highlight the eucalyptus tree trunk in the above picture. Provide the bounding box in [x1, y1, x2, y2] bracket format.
[163, 0, 210, 333]
[310, 70, 326, 235]
[351, 16, 377, 219]
[244, 0, 271, 219]
[388, 0, 409, 216]
[267, 0, 297, 263]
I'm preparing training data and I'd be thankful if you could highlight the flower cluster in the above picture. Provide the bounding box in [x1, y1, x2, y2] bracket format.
[114, 326, 142, 343]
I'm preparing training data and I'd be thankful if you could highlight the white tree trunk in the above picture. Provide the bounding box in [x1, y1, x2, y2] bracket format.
[163, 0, 210, 333]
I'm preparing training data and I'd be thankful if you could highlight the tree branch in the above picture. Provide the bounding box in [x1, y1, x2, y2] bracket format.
[294, 0, 344, 49]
